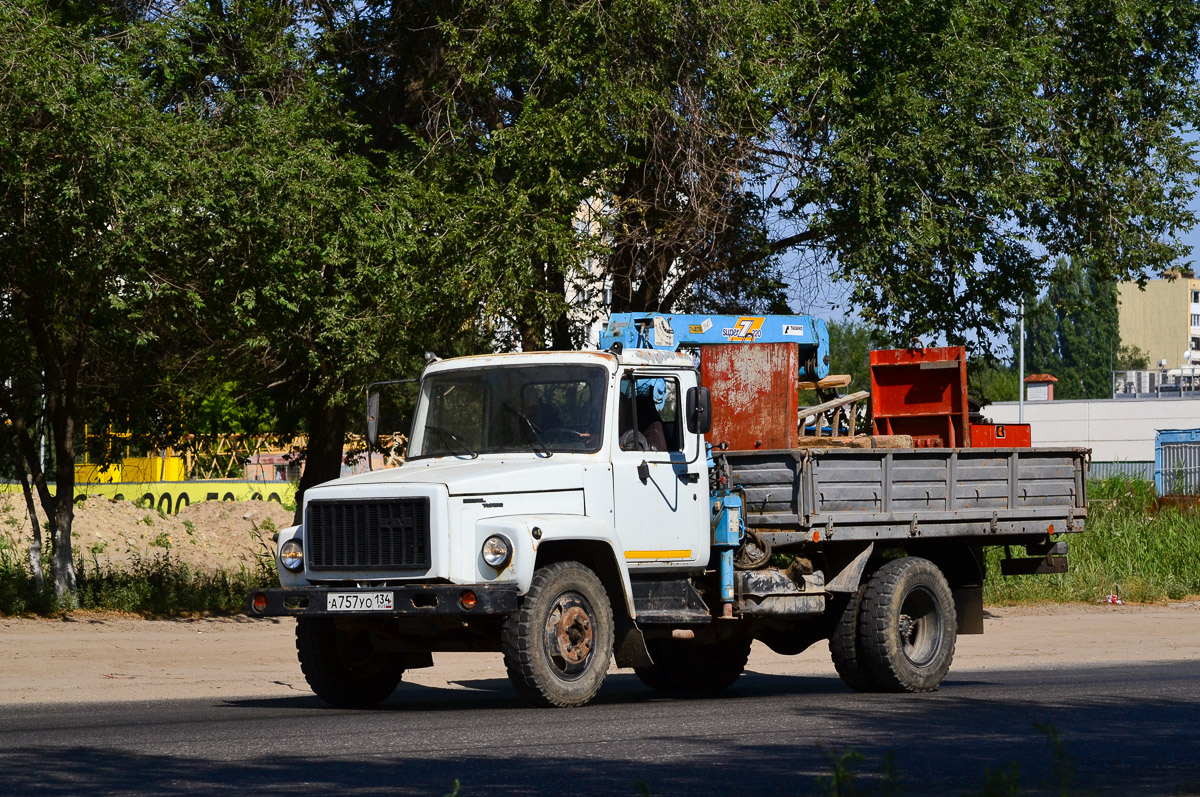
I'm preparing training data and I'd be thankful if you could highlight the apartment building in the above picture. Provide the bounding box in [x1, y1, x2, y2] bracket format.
[1117, 270, 1200, 368]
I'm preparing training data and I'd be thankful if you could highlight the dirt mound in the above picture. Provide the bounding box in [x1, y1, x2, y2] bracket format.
[0, 493, 295, 572]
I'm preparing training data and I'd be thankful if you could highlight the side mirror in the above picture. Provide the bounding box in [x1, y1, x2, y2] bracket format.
[365, 392, 380, 449]
[685, 386, 712, 434]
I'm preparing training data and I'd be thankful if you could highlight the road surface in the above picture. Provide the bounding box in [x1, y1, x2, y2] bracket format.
[1, 603, 1198, 794]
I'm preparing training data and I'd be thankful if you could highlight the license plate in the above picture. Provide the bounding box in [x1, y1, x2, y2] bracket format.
[326, 592, 394, 612]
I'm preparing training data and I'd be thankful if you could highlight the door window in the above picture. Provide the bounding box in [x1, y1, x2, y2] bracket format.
[619, 375, 681, 452]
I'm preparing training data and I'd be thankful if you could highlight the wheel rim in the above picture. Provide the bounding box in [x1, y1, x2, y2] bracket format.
[542, 590, 596, 681]
[897, 585, 943, 667]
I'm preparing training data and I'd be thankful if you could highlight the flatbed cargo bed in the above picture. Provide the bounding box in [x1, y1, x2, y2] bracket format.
[727, 446, 1088, 547]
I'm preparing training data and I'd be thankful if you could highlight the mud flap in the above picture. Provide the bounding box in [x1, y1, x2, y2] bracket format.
[613, 618, 654, 668]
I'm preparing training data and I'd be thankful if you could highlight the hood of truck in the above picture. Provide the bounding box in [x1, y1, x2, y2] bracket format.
[307, 457, 589, 497]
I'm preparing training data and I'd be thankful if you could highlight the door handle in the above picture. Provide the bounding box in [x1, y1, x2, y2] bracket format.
[637, 461, 650, 484]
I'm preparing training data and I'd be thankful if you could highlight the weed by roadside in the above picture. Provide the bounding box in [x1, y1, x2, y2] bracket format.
[73, 552, 275, 615]
[0, 525, 276, 616]
[985, 476, 1200, 604]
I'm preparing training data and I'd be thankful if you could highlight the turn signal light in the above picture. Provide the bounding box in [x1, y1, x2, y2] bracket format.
[460, 590, 478, 610]
[252, 593, 267, 613]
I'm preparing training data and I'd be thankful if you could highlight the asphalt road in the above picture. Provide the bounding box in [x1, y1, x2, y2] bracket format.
[1, 661, 1197, 796]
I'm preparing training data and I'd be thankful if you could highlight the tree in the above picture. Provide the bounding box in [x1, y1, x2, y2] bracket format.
[295, 0, 1200, 351]
[140, 0, 489, 518]
[1015, 257, 1120, 399]
[0, 2, 213, 602]
[1115, 344, 1150, 371]
[464, 0, 1200, 347]
[773, 0, 1200, 346]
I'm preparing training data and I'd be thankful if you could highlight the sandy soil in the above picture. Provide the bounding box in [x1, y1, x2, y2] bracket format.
[1, 601, 1196, 706]
[0, 494, 293, 572]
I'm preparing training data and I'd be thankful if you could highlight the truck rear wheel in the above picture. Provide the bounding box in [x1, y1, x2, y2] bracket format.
[502, 562, 614, 707]
[859, 557, 956, 692]
[295, 617, 405, 708]
[829, 584, 878, 692]
[635, 637, 752, 694]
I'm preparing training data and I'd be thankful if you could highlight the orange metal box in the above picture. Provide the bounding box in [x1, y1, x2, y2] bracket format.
[969, 423, 1031, 448]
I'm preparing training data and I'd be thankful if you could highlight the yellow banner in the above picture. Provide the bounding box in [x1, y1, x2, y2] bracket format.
[0, 481, 297, 516]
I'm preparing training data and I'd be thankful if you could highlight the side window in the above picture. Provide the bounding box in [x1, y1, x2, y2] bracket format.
[619, 375, 681, 452]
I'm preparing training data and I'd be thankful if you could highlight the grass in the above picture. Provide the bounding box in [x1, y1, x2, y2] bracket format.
[985, 476, 1200, 604]
[0, 524, 277, 616]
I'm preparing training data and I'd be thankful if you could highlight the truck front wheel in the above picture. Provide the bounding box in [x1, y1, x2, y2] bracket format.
[859, 557, 957, 692]
[295, 617, 405, 708]
[502, 562, 614, 707]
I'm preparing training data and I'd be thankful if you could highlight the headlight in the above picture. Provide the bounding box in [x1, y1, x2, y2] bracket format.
[279, 538, 304, 572]
[481, 535, 512, 568]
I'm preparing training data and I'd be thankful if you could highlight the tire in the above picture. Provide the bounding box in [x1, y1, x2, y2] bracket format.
[502, 562, 614, 707]
[859, 557, 957, 693]
[295, 617, 405, 708]
[635, 637, 752, 694]
[829, 584, 878, 692]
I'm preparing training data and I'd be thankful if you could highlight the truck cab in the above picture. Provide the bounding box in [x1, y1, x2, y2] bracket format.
[251, 347, 721, 707]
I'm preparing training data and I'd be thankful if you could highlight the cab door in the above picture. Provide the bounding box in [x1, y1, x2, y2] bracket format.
[611, 371, 709, 570]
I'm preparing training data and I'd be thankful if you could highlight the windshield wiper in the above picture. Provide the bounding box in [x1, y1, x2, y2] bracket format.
[425, 425, 479, 459]
[502, 402, 552, 457]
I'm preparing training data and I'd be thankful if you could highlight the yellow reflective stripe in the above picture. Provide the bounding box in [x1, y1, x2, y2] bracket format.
[623, 550, 692, 560]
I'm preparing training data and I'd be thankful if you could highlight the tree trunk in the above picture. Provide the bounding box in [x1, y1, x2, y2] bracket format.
[18, 470, 44, 592]
[292, 395, 349, 525]
[47, 390, 78, 607]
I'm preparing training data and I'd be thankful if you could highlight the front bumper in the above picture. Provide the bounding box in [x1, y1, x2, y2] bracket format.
[247, 584, 521, 617]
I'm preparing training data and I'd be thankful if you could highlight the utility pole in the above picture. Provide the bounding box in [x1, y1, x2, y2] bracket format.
[1018, 300, 1025, 424]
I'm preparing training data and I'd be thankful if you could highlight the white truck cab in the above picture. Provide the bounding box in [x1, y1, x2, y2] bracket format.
[253, 347, 720, 707]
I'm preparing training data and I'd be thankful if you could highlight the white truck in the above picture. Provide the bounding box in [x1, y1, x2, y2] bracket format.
[248, 313, 1087, 707]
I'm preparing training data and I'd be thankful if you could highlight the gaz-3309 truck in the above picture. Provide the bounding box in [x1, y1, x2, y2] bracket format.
[248, 313, 1087, 708]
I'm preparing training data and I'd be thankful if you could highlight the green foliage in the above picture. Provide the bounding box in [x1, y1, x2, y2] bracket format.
[986, 477, 1200, 603]
[1035, 723, 1075, 797]
[815, 749, 866, 797]
[808, 728, 1078, 796]
[6, 0, 1200, 594]
[1015, 258, 1122, 399]
[0, 0, 217, 598]
[72, 554, 276, 616]
[1115, 344, 1150, 371]
[969, 358, 1021, 406]
[973, 762, 1022, 797]
[802, 0, 1200, 346]
[827, 320, 890, 393]
[0, 541, 277, 616]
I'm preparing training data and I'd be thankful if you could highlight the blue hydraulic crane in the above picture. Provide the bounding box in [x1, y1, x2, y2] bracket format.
[598, 312, 831, 380]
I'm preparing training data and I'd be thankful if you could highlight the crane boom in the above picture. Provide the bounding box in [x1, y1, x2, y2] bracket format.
[598, 312, 830, 379]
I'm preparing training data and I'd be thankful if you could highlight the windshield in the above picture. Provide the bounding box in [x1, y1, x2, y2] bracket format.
[408, 364, 609, 458]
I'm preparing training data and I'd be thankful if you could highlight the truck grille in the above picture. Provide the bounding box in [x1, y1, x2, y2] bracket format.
[306, 498, 431, 571]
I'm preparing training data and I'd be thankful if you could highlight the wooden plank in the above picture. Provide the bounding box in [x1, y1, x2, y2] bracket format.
[797, 374, 854, 391]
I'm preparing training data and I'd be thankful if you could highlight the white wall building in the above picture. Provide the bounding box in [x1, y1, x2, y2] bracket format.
[984, 397, 1200, 464]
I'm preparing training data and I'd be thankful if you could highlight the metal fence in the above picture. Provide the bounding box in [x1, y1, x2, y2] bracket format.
[1089, 460, 1154, 483]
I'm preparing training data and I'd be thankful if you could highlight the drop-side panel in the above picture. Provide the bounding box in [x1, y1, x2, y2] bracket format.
[727, 447, 1088, 542]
